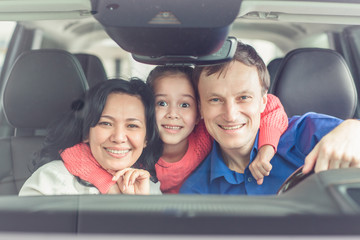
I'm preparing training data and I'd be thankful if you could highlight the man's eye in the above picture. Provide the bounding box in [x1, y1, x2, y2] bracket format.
[180, 103, 190, 108]
[157, 101, 167, 107]
[240, 96, 251, 101]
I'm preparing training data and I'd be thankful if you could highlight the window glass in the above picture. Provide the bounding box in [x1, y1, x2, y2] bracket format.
[240, 38, 284, 65]
[0, 22, 16, 72]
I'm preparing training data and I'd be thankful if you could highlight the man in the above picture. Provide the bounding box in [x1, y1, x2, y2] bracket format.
[180, 41, 360, 194]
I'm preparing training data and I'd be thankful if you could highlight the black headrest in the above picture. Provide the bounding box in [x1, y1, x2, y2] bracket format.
[74, 53, 107, 88]
[267, 57, 283, 85]
[270, 48, 357, 119]
[3, 49, 89, 129]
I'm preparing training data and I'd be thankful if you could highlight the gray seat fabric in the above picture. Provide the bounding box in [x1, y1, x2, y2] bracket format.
[74, 53, 107, 88]
[267, 57, 283, 87]
[0, 49, 88, 194]
[269, 48, 357, 119]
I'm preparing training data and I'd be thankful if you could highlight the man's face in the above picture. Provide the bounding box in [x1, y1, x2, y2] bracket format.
[198, 61, 267, 154]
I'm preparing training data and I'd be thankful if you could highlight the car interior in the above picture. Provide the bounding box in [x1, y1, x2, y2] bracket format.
[269, 48, 358, 119]
[74, 53, 108, 87]
[1, 49, 89, 195]
[0, 0, 360, 237]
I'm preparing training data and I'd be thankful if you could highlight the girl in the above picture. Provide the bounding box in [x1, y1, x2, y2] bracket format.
[19, 79, 162, 195]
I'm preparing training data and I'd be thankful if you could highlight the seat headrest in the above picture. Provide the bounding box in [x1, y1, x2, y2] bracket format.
[267, 57, 283, 85]
[270, 48, 357, 119]
[3, 49, 89, 129]
[74, 53, 107, 88]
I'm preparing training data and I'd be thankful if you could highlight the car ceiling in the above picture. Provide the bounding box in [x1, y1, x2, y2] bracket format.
[1, 0, 360, 54]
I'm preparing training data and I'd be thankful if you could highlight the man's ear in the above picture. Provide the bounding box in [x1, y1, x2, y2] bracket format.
[260, 92, 268, 113]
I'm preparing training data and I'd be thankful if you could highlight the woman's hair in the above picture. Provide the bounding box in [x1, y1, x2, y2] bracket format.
[32, 78, 163, 178]
[146, 66, 198, 101]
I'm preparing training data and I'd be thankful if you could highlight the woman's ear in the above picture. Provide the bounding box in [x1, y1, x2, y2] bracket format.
[143, 139, 147, 148]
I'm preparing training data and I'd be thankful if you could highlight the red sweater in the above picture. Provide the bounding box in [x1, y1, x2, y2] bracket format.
[62, 94, 288, 194]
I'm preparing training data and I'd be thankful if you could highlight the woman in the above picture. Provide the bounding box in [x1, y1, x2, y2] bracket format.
[19, 78, 163, 195]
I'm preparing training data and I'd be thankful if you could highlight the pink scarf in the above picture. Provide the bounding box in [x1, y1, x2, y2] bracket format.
[60, 143, 115, 194]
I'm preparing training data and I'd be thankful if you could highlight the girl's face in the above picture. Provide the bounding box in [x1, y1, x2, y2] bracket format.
[153, 74, 198, 146]
[85, 93, 147, 172]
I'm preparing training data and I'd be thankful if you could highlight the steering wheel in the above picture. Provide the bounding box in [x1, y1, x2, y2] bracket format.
[277, 166, 314, 195]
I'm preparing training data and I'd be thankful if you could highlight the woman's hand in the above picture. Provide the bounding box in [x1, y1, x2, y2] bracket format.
[106, 183, 121, 194]
[111, 168, 150, 195]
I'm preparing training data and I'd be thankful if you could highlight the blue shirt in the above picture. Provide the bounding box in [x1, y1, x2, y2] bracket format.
[179, 113, 343, 195]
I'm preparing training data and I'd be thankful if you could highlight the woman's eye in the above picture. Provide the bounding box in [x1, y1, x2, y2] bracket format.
[180, 103, 190, 108]
[98, 121, 111, 126]
[128, 124, 139, 128]
[157, 101, 167, 107]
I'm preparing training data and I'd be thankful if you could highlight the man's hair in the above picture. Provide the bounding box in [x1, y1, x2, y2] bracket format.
[193, 41, 270, 95]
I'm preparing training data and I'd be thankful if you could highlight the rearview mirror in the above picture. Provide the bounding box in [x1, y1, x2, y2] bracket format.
[91, 0, 242, 58]
[132, 36, 237, 66]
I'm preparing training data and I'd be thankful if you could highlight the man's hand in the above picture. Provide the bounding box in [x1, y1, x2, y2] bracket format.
[303, 119, 360, 174]
[249, 145, 274, 185]
[112, 168, 150, 195]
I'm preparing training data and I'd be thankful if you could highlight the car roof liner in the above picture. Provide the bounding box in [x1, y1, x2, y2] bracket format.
[90, 0, 242, 65]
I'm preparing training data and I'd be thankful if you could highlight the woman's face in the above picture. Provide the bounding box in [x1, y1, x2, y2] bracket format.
[85, 93, 147, 172]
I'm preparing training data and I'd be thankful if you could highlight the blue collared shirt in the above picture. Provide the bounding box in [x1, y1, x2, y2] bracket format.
[179, 112, 343, 195]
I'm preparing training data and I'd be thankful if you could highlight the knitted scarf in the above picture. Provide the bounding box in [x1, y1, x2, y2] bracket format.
[60, 143, 116, 194]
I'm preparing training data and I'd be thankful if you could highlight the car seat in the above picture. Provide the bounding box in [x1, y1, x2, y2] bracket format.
[74, 53, 107, 88]
[267, 57, 283, 87]
[269, 48, 357, 119]
[0, 49, 88, 195]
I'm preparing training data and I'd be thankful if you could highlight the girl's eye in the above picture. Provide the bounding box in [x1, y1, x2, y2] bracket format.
[180, 103, 190, 108]
[209, 98, 221, 103]
[128, 124, 139, 128]
[157, 101, 167, 107]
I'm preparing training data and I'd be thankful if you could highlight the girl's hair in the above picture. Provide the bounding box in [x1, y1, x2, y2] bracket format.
[32, 78, 163, 179]
[146, 66, 198, 102]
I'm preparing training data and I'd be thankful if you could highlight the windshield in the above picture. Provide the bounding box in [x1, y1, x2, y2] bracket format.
[0, 0, 360, 237]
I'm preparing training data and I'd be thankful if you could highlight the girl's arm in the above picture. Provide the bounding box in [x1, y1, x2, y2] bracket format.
[249, 94, 288, 185]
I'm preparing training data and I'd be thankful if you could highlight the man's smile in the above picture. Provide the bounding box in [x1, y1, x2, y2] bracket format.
[218, 123, 246, 130]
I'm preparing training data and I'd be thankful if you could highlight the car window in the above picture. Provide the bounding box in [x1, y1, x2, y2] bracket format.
[0, 22, 15, 72]
[240, 39, 284, 64]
